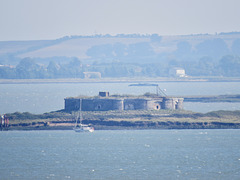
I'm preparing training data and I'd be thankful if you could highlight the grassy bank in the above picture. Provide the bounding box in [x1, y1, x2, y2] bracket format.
[2, 109, 240, 130]
[183, 94, 240, 102]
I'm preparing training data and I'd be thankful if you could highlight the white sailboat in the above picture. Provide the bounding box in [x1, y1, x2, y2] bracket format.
[73, 99, 94, 133]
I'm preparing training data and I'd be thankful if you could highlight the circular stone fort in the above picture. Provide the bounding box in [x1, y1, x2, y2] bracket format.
[65, 92, 184, 112]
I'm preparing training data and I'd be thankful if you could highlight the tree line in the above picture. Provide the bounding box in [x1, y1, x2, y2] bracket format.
[0, 55, 240, 79]
[1, 34, 240, 79]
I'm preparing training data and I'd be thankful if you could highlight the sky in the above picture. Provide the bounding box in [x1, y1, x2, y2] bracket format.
[0, 0, 240, 41]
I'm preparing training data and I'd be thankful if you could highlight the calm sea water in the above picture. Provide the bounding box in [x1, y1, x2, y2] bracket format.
[0, 130, 239, 180]
[0, 81, 240, 114]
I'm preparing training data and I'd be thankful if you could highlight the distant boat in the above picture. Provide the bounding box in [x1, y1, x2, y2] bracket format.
[73, 99, 94, 133]
[73, 124, 94, 133]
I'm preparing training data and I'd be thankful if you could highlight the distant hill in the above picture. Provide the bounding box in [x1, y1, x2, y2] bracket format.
[19, 37, 150, 60]
[1, 33, 240, 79]
[1, 32, 240, 64]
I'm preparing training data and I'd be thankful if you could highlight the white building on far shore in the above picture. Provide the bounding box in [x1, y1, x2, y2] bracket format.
[169, 67, 187, 77]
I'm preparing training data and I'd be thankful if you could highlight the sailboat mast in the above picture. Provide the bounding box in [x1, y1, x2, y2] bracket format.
[79, 99, 82, 124]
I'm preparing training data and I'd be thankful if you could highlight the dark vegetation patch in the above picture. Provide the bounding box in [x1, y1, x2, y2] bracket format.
[205, 110, 240, 117]
[6, 110, 70, 120]
[171, 112, 205, 119]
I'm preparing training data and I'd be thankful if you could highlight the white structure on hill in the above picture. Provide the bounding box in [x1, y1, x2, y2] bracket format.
[169, 67, 186, 77]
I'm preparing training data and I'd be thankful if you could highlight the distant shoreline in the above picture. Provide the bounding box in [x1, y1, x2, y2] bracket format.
[1, 77, 240, 84]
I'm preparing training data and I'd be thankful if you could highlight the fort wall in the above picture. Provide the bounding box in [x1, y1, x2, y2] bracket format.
[64, 98, 80, 111]
[176, 98, 184, 109]
[124, 99, 148, 110]
[162, 97, 184, 110]
[82, 99, 123, 111]
[64, 93, 184, 112]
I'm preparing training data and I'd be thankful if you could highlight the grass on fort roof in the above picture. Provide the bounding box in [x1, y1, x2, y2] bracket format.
[65, 92, 172, 99]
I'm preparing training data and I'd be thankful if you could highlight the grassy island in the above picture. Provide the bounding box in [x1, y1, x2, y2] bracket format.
[2, 109, 240, 130]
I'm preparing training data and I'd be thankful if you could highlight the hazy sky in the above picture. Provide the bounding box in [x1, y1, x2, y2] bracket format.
[1, 0, 240, 41]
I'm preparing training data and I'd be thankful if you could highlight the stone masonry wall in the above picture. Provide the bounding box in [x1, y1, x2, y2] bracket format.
[82, 99, 123, 111]
[65, 97, 183, 111]
[64, 98, 80, 111]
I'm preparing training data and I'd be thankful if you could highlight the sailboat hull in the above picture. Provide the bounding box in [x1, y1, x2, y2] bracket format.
[73, 125, 94, 132]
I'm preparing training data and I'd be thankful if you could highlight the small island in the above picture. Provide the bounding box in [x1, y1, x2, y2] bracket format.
[1, 92, 240, 131]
